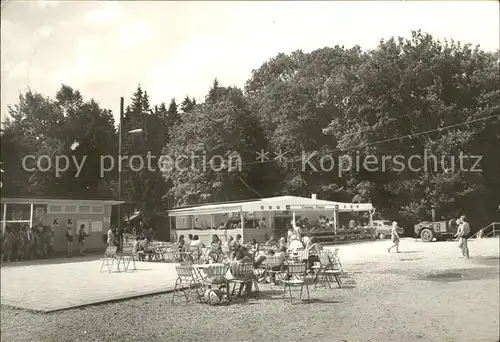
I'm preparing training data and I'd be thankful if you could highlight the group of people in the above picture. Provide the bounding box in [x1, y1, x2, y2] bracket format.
[173, 230, 327, 297]
[65, 224, 88, 257]
[1, 223, 55, 262]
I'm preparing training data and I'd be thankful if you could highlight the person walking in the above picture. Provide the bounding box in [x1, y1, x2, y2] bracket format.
[455, 215, 470, 259]
[387, 221, 400, 253]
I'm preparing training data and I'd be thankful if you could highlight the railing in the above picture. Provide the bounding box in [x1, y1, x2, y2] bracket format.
[474, 222, 500, 238]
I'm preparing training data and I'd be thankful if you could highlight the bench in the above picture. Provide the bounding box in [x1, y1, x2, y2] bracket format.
[100, 246, 118, 273]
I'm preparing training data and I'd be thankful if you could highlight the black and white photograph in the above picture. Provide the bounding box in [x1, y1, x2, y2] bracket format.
[1, 1, 499, 341]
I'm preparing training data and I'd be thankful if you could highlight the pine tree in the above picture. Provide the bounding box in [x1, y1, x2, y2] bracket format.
[180, 96, 196, 113]
[206, 78, 220, 104]
[166, 98, 180, 127]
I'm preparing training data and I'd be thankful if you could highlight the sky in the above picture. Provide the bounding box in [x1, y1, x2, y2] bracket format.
[1, 1, 499, 125]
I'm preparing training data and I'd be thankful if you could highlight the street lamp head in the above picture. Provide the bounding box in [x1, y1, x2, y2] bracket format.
[128, 128, 143, 134]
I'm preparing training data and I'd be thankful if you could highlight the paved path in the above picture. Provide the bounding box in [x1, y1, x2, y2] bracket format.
[1, 259, 179, 312]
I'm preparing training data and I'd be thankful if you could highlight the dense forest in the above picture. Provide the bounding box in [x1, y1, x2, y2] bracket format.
[1, 31, 499, 229]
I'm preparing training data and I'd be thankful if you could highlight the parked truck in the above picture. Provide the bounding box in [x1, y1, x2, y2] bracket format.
[414, 220, 457, 242]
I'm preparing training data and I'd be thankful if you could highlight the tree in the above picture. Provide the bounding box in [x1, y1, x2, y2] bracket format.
[180, 96, 196, 114]
[120, 86, 170, 223]
[56, 85, 116, 198]
[1, 86, 117, 198]
[2, 90, 65, 196]
[322, 31, 499, 226]
[164, 84, 276, 205]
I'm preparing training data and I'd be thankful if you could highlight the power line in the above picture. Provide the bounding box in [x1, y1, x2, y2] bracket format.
[163, 113, 498, 171]
[239, 114, 499, 168]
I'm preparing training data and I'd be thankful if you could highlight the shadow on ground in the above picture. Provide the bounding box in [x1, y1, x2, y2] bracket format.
[472, 256, 500, 267]
[418, 267, 500, 283]
[398, 257, 424, 261]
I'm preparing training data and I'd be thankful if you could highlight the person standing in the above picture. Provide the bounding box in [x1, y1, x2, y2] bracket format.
[48, 227, 55, 258]
[455, 215, 470, 259]
[258, 217, 267, 229]
[26, 226, 35, 260]
[291, 219, 302, 241]
[107, 227, 115, 247]
[387, 221, 400, 253]
[66, 226, 74, 258]
[1, 226, 14, 262]
[78, 224, 88, 256]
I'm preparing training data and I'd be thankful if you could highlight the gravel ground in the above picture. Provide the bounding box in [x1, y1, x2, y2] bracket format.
[1, 238, 499, 342]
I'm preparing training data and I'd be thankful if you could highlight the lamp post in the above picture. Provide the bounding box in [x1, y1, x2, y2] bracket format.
[117, 96, 144, 250]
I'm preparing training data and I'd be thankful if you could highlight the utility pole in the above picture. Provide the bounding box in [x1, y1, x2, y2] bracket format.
[118, 97, 124, 251]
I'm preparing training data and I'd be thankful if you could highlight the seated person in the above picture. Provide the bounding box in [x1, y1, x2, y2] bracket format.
[177, 235, 185, 251]
[288, 235, 304, 254]
[188, 235, 204, 260]
[349, 220, 356, 230]
[190, 235, 204, 248]
[138, 236, 149, 261]
[249, 238, 259, 257]
[132, 236, 141, 253]
[229, 234, 242, 258]
[266, 246, 288, 284]
[209, 234, 222, 262]
[265, 236, 276, 246]
[306, 237, 324, 270]
[230, 246, 267, 296]
[302, 235, 310, 247]
[277, 237, 287, 251]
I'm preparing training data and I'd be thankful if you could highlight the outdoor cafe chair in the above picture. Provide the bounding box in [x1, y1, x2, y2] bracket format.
[100, 246, 118, 273]
[282, 262, 310, 303]
[329, 248, 344, 273]
[262, 256, 286, 293]
[199, 263, 231, 303]
[172, 262, 203, 304]
[112, 244, 137, 272]
[229, 262, 259, 300]
[162, 247, 177, 263]
[181, 246, 202, 263]
[200, 247, 211, 263]
[313, 251, 342, 289]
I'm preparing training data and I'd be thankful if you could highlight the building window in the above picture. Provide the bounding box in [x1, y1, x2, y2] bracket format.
[91, 205, 103, 213]
[64, 205, 77, 213]
[48, 205, 63, 213]
[79, 205, 91, 213]
[6, 204, 31, 221]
